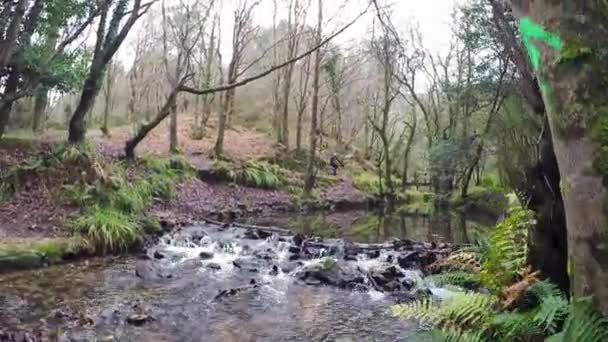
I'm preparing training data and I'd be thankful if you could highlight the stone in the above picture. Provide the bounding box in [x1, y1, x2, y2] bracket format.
[293, 234, 305, 247]
[206, 263, 222, 270]
[232, 257, 261, 273]
[153, 251, 165, 260]
[126, 313, 154, 326]
[366, 250, 381, 259]
[296, 261, 364, 289]
[199, 251, 214, 260]
[270, 265, 279, 276]
[181, 226, 207, 241]
[288, 246, 301, 254]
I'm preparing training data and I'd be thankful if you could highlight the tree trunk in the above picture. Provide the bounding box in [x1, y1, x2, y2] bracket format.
[69, 71, 103, 143]
[32, 88, 48, 133]
[280, 65, 295, 149]
[296, 106, 305, 151]
[214, 89, 233, 159]
[304, 0, 323, 196]
[509, 1, 608, 313]
[0, 69, 20, 138]
[169, 95, 178, 154]
[401, 123, 416, 191]
[126, 89, 179, 159]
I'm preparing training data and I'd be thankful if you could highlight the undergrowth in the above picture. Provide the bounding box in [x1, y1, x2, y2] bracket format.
[393, 205, 608, 342]
[1, 143, 191, 254]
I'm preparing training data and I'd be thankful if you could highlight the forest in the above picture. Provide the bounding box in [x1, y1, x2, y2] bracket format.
[0, 0, 608, 341]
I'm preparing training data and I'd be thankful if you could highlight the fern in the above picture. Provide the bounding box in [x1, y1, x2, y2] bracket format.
[491, 311, 541, 340]
[415, 327, 485, 342]
[547, 298, 608, 342]
[480, 207, 534, 291]
[429, 272, 482, 290]
[392, 297, 439, 327]
[534, 295, 568, 334]
[393, 292, 498, 331]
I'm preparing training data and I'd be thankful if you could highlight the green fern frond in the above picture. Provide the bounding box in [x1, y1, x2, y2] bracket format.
[525, 280, 563, 303]
[394, 292, 499, 331]
[480, 207, 534, 290]
[392, 297, 439, 327]
[491, 311, 541, 340]
[534, 295, 568, 334]
[429, 272, 482, 290]
[548, 298, 608, 342]
[415, 327, 485, 342]
[439, 292, 498, 329]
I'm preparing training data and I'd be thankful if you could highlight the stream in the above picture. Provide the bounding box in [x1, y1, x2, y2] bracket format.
[0, 211, 492, 341]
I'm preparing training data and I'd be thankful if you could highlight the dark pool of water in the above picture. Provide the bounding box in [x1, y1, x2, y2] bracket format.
[240, 209, 494, 245]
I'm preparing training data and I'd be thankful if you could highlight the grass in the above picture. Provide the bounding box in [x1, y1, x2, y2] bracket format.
[69, 206, 142, 253]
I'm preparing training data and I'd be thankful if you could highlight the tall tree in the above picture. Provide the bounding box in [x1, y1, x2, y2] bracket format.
[214, 0, 260, 158]
[304, 0, 323, 196]
[506, 0, 608, 313]
[488, 0, 569, 294]
[68, 0, 156, 143]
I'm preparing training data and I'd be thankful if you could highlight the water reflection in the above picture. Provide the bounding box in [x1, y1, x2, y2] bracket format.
[243, 209, 495, 245]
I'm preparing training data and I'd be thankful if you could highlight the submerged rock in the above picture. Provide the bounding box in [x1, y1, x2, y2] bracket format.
[135, 261, 172, 281]
[232, 257, 262, 273]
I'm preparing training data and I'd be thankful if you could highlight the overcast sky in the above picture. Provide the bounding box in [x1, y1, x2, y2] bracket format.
[118, 0, 461, 67]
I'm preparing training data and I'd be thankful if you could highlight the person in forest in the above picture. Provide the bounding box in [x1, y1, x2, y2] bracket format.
[328, 153, 344, 176]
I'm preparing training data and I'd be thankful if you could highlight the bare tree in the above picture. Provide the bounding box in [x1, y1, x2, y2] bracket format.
[214, 0, 261, 158]
[293, 49, 313, 151]
[125, 3, 368, 158]
[303, 0, 323, 197]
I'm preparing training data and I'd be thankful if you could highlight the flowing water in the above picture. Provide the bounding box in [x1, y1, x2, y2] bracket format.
[0, 211, 492, 341]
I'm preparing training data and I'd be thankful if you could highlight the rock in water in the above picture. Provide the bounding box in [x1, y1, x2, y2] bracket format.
[296, 261, 364, 289]
[206, 263, 222, 270]
[126, 313, 154, 326]
[232, 257, 262, 273]
[153, 251, 166, 260]
[199, 251, 214, 260]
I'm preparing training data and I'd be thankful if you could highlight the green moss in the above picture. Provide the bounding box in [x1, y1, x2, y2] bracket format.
[557, 39, 593, 65]
[0, 238, 89, 272]
[590, 113, 608, 185]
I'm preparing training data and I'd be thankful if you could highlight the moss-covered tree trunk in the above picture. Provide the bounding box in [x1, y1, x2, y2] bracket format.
[508, 0, 608, 314]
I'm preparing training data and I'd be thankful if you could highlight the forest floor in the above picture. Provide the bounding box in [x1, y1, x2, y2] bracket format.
[0, 118, 370, 244]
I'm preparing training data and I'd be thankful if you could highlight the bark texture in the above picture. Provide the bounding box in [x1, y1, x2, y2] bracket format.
[509, 0, 608, 313]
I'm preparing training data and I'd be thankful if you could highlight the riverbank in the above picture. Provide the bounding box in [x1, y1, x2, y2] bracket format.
[0, 138, 374, 273]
